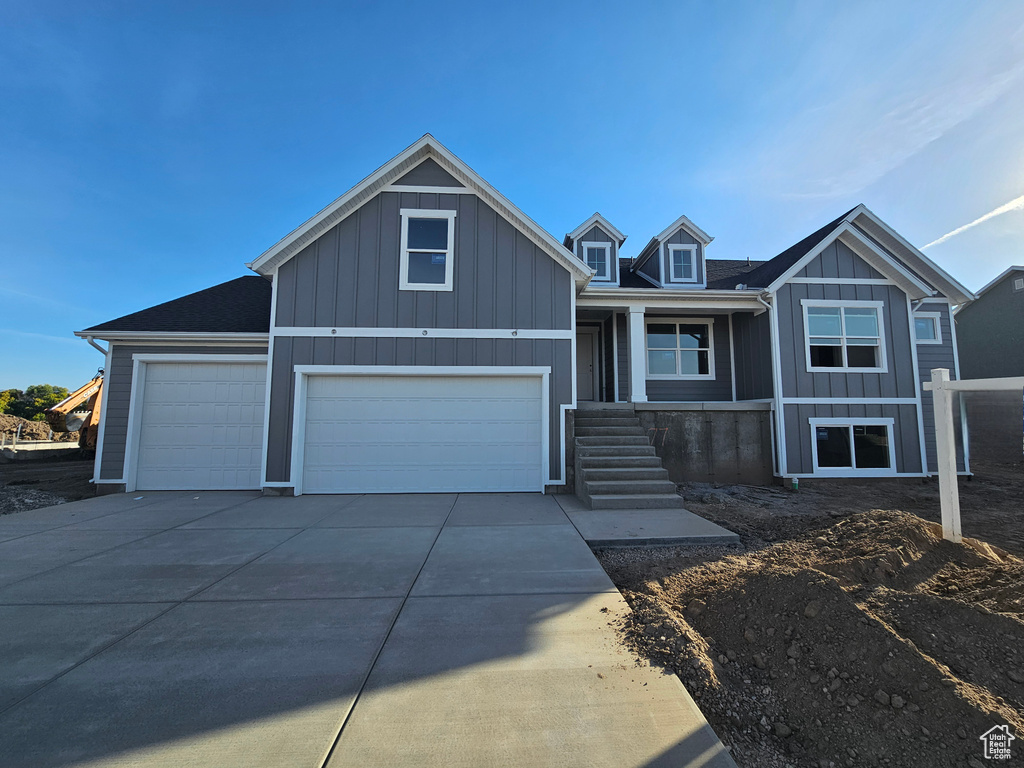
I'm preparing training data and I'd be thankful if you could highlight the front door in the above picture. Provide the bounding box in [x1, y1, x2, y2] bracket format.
[576, 328, 599, 401]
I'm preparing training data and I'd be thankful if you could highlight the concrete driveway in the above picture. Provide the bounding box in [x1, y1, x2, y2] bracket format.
[0, 491, 733, 768]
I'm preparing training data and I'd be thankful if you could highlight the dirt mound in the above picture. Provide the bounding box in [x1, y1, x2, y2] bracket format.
[600, 510, 1024, 768]
[0, 413, 79, 443]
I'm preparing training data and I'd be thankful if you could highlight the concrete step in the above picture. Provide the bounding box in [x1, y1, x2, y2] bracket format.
[581, 467, 671, 482]
[588, 493, 684, 510]
[576, 444, 658, 457]
[575, 425, 647, 437]
[574, 417, 641, 428]
[575, 435, 652, 447]
[578, 455, 664, 468]
[584, 479, 679, 495]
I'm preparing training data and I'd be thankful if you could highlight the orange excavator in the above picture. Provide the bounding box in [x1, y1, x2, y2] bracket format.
[44, 371, 103, 454]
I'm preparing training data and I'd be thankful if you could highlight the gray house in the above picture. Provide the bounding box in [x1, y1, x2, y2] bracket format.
[77, 135, 974, 500]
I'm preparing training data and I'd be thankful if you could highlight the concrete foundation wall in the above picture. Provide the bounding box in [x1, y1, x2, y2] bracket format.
[635, 407, 774, 485]
[963, 390, 1023, 463]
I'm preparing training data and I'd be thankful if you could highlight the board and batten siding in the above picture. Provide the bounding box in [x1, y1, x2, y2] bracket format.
[645, 314, 732, 401]
[775, 282, 917, 399]
[664, 229, 705, 285]
[782, 402, 923, 474]
[274, 192, 572, 331]
[574, 226, 615, 260]
[616, 312, 629, 401]
[264, 337, 572, 484]
[98, 343, 269, 481]
[914, 301, 966, 472]
[794, 240, 885, 280]
[731, 311, 773, 400]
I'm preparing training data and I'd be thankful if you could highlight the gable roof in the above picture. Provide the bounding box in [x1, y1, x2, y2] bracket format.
[740, 209, 855, 288]
[247, 134, 592, 284]
[78, 276, 271, 336]
[564, 212, 627, 247]
[631, 213, 714, 274]
[971, 265, 1024, 299]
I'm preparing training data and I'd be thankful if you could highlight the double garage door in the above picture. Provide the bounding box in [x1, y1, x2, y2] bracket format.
[132, 363, 545, 493]
[300, 374, 545, 494]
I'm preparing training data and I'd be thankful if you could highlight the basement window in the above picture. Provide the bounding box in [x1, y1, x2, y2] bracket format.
[802, 300, 886, 372]
[810, 420, 895, 475]
[400, 209, 456, 291]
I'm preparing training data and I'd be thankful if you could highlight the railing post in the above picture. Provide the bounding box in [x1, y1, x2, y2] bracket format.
[931, 368, 962, 543]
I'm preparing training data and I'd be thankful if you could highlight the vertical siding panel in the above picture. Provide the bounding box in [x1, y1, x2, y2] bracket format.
[355, 198, 380, 326]
[455, 195, 477, 329]
[475, 201, 496, 329]
[376, 192, 400, 328]
[395, 338, 415, 365]
[314, 228, 338, 326]
[515, 231, 534, 328]
[493, 217, 515, 327]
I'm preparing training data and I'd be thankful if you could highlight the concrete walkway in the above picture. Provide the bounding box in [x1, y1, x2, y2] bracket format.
[0, 491, 734, 768]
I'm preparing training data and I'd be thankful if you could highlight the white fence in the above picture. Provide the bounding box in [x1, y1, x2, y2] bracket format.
[924, 368, 1024, 543]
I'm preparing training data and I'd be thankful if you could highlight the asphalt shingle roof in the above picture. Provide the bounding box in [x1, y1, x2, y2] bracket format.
[740, 208, 855, 288]
[83, 276, 272, 334]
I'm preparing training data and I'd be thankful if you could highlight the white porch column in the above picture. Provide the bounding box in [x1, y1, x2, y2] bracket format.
[627, 308, 647, 403]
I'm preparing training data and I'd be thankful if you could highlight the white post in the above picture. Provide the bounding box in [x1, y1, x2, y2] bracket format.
[931, 368, 962, 543]
[627, 309, 647, 403]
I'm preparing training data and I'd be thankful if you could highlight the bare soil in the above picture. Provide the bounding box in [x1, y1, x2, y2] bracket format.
[597, 460, 1024, 768]
[0, 457, 95, 514]
[0, 413, 79, 443]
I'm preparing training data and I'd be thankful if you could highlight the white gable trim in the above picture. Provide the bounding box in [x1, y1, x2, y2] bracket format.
[766, 222, 935, 299]
[848, 205, 975, 304]
[655, 213, 713, 246]
[972, 264, 1024, 299]
[247, 134, 592, 283]
[566, 212, 627, 246]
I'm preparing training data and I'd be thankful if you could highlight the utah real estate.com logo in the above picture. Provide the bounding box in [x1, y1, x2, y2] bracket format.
[979, 724, 1015, 761]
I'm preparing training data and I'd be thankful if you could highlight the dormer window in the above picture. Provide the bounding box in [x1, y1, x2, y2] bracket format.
[667, 245, 698, 283]
[582, 241, 612, 281]
[399, 209, 456, 291]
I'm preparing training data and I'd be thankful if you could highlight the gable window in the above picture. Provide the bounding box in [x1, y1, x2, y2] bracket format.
[666, 245, 698, 283]
[399, 209, 456, 291]
[645, 319, 714, 379]
[1015, 277, 1024, 291]
[810, 419, 895, 476]
[581, 241, 612, 281]
[802, 300, 886, 372]
[913, 312, 942, 344]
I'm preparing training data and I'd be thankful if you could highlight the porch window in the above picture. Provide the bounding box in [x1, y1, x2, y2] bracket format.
[802, 300, 886, 372]
[810, 419, 895, 474]
[645, 319, 714, 379]
[582, 242, 612, 281]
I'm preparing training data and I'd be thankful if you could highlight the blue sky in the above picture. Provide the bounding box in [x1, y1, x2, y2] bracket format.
[2, 1, 1023, 389]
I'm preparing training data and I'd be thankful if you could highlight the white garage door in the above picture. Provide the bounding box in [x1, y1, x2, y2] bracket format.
[301, 375, 544, 493]
[134, 362, 266, 490]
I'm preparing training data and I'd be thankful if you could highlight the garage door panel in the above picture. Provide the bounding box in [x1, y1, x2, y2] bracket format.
[302, 374, 544, 494]
[134, 362, 266, 491]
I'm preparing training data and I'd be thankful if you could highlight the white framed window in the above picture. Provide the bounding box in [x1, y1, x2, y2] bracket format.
[399, 209, 456, 291]
[809, 418, 896, 476]
[1014, 277, 1024, 291]
[913, 312, 942, 345]
[581, 241, 613, 281]
[801, 300, 887, 373]
[645, 318, 714, 379]
[666, 244, 699, 283]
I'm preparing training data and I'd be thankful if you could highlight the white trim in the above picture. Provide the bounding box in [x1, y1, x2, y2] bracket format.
[566, 213, 627, 246]
[946, 306, 971, 475]
[380, 184, 472, 194]
[246, 134, 592, 283]
[91, 343, 115, 484]
[644, 317, 715, 380]
[665, 244, 700, 284]
[788, 473, 928, 479]
[912, 311, 942, 344]
[399, 208, 456, 292]
[728, 313, 736, 402]
[260, 272, 279, 486]
[1015, 276, 1024, 291]
[612, 312, 620, 402]
[627, 309, 647, 402]
[905, 296, 930, 476]
[655, 214, 713, 246]
[787, 277, 893, 285]
[289, 365, 552, 495]
[123, 355, 269, 492]
[269, 326, 573, 340]
[809, 417, 897, 477]
[781, 397, 918, 405]
[580, 241, 614, 283]
[765, 292, 788, 476]
[577, 291, 763, 311]
[74, 331, 269, 343]
[801, 299, 888, 374]
[924, 375, 1024, 392]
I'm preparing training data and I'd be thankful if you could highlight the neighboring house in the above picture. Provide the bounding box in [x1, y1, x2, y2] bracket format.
[953, 266, 1024, 463]
[77, 135, 974, 497]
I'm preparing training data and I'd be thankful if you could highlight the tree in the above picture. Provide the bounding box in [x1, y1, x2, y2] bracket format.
[1, 385, 69, 421]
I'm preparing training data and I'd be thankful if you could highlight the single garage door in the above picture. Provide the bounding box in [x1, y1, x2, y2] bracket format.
[301, 374, 544, 493]
[134, 361, 266, 490]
